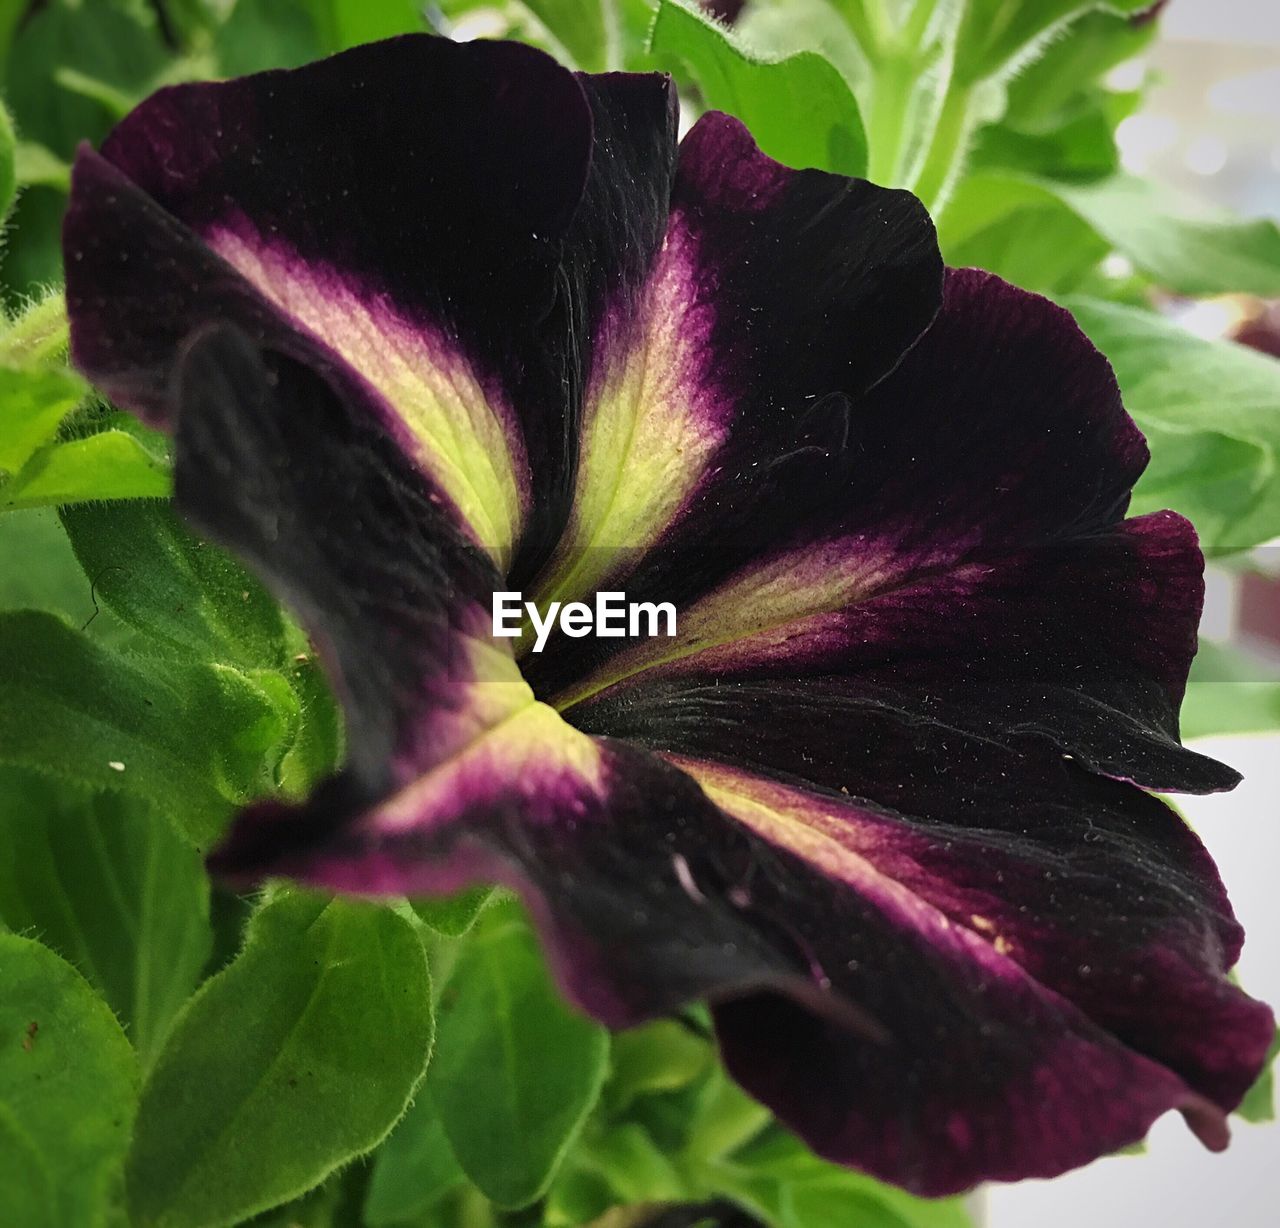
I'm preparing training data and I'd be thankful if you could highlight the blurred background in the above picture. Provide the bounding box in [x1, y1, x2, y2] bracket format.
[990, 5, 1280, 1225]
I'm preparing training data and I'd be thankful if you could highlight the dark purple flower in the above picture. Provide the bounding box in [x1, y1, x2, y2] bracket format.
[63, 35, 1272, 1197]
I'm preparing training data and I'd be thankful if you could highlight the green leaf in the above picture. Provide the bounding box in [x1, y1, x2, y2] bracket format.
[649, 0, 868, 177]
[942, 172, 1280, 298]
[3, 0, 167, 159]
[711, 1126, 972, 1228]
[0, 610, 290, 844]
[320, 0, 426, 50]
[605, 1019, 714, 1114]
[365, 1092, 465, 1227]
[14, 140, 74, 193]
[430, 901, 609, 1207]
[0, 290, 71, 368]
[1002, 8, 1156, 127]
[1237, 1027, 1279, 1124]
[1063, 297, 1280, 552]
[1, 187, 66, 299]
[126, 891, 433, 1228]
[61, 500, 287, 669]
[0, 362, 85, 477]
[1054, 174, 1280, 298]
[951, 0, 1152, 87]
[410, 886, 494, 938]
[1182, 643, 1280, 741]
[212, 0, 325, 75]
[945, 190, 1109, 293]
[1, 426, 170, 509]
[0, 769, 211, 1067]
[1182, 682, 1280, 742]
[518, 0, 613, 72]
[0, 932, 139, 1228]
[0, 100, 15, 222]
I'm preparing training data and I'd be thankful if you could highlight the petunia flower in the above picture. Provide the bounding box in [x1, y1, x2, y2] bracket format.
[63, 34, 1273, 1197]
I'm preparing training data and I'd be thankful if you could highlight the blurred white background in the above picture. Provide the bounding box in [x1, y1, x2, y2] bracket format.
[988, 3, 1280, 1223]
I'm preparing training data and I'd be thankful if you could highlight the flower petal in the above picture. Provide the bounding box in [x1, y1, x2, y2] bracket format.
[529, 270, 1221, 792]
[173, 325, 530, 790]
[529, 111, 944, 606]
[65, 36, 673, 569]
[209, 716, 1271, 1196]
[573, 686, 1268, 1107]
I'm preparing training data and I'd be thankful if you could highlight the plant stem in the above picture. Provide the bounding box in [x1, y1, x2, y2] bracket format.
[911, 80, 973, 212]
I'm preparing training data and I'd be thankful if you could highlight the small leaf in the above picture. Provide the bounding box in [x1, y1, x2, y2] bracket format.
[365, 1092, 465, 1227]
[0, 933, 139, 1228]
[431, 901, 610, 1207]
[649, 0, 867, 177]
[520, 0, 613, 72]
[1055, 173, 1280, 298]
[951, 0, 1151, 86]
[410, 886, 494, 937]
[1237, 1027, 1279, 1124]
[0, 363, 85, 477]
[0, 769, 211, 1067]
[0, 610, 288, 844]
[61, 500, 287, 670]
[126, 891, 433, 1228]
[713, 1126, 973, 1228]
[942, 172, 1280, 298]
[605, 1019, 714, 1114]
[1063, 297, 1280, 551]
[2, 427, 170, 510]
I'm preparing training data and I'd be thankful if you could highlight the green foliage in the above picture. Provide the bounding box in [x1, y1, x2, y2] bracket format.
[650, 0, 868, 178]
[0, 608, 297, 843]
[0, 362, 85, 477]
[1065, 297, 1280, 552]
[430, 900, 611, 1207]
[364, 1092, 465, 1226]
[0, 932, 139, 1228]
[0, 2, 1278, 1225]
[1237, 1028, 1279, 1125]
[0, 769, 211, 1067]
[411, 885, 495, 937]
[711, 1126, 973, 1228]
[942, 173, 1280, 298]
[126, 890, 433, 1227]
[0, 97, 15, 220]
[61, 501, 287, 668]
[1183, 642, 1280, 742]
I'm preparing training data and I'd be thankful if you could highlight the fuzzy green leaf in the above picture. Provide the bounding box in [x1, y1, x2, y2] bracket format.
[365, 1092, 465, 1227]
[61, 500, 287, 669]
[0, 363, 85, 477]
[1, 427, 170, 510]
[649, 0, 867, 177]
[1064, 297, 1280, 552]
[0, 769, 211, 1067]
[126, 891, 433, 1228]
[943, 172, 1280, 298]
[0, 610, 290, 845]
[0, 933, 139, 1228]
[431, 901, 609, 1208]
[410, 886, 494, 938]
